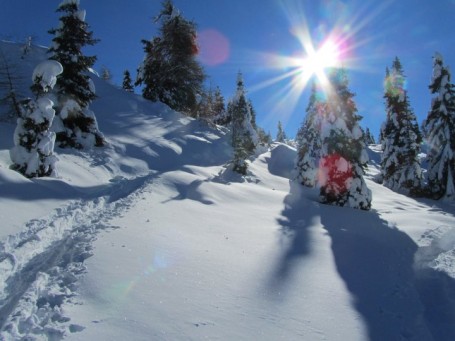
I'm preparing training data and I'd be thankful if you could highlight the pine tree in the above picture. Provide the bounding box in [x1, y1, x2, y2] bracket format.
[296, 81, 323, 187]
[48, 0, 104, 148]
[122, 70, 134, 92]
[10, 60, 63, 178]
[229, 72, 258, 174]
[276, 121, 287, 142]
[100, 66, 112, 82]
[319, 68, 372, 210]
[423, 53, 455, 199]
[136, 0, 205, 114]
[364, 127, 376, 145]
[380, 57, 423, 195]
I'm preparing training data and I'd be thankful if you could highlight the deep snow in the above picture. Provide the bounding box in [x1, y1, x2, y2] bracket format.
[1, 41, 455, 340]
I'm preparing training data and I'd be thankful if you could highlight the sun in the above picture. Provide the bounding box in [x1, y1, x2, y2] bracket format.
[297, 38, 341, 86]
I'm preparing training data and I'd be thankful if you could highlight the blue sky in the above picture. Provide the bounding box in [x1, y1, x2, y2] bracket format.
[1, 0, 455, 139]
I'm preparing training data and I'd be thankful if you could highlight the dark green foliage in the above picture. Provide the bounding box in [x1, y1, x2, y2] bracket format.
[380, 57, 422, 195]
[122, 70, 134, 92]
[136, 0, 205, 114]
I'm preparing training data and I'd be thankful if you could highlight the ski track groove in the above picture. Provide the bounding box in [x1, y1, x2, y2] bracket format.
[0, 175, 154, 340]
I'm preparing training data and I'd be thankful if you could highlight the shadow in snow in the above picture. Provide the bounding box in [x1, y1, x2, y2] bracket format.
[162, 179, 215, 206]
[321, 206, 455, 341]
[268, 181, 317, 295]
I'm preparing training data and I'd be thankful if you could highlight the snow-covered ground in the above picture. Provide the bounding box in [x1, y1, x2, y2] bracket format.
[1, 41, 455, 340]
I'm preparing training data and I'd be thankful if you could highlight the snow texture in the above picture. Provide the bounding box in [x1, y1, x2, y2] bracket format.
[32, 60, 63, 92]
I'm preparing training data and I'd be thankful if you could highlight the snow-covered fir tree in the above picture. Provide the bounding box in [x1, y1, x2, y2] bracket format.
[319, 68, 372, 210]
[100, 66, 112, 82]
[423, 53, 455, 199]
[296, 81, 324, 187]
[122, 70, 134, 92]
[364, 127, 376, 145]
[276, 121, 287, 143]
[48, 0, 104, 148]
[229, 72, 258, 174]
[10, 60, 63, 178]
[380, 57, 423, 195]
[136, 0, 205, 115]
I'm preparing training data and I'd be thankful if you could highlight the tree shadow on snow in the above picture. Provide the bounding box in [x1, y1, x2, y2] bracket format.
[267, 180, 317, 296]
[320, 205, 455, 341]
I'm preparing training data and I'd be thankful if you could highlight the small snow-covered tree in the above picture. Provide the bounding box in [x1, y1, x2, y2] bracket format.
[276, 121, 287, 142]
[136, 0, 205, 114]
[48, 0, 104, 148]
[380, 57, 423, 195]
[319, 68, 372, 210]
[296, 81, 324, 187]
[10, 60, 63, 178]
[122, 70, 134, 92]
[423, 53, 455, 199]
[229, 72, 258, 174]
[364, 127, 376, 145]
[100, 66, 112, 82]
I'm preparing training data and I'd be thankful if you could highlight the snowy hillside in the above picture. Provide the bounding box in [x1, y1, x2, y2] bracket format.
[1, 41, 455, 340]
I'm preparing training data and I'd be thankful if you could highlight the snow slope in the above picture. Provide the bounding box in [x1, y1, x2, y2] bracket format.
[1, 41, 455, 340]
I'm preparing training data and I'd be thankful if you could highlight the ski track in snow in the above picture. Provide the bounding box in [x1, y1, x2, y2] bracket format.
[0, 174, 154, 340]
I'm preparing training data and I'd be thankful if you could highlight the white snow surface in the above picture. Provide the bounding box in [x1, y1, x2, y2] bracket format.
[2, 42, 455, 340]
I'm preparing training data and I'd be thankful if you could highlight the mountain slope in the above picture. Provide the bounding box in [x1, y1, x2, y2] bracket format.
[1, 41, 455, 340]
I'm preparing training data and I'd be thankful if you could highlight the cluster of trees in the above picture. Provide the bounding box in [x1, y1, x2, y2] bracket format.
[295, 54, 455, 209]
[379, 54, 455, 200]
[9, 0, 105, 177]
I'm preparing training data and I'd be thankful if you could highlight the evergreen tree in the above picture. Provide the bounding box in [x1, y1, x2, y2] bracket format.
[319, 68, 371, 210]
[380, 57, 423, 195]
[229, 72, 258, 174]
[276, 121, 287, 142]
[296, 81, 323, 187]
[122, 70, 134, 92]
[100, 66, 112, 82]
[136, 0, 205, 114]
[10, 60, 63, 178]
[48, 0, 104, 148]
[364, 127, 376, 145]
[423, 53, 455, 199]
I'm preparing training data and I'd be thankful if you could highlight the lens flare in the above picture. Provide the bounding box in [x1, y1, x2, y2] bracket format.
[198, 29, 230, 66]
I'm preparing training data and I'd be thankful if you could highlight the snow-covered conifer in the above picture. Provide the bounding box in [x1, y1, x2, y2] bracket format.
[276, 121, 287, 143]
[48, 0, 104, 148]
[296, 81, 324, 187]
[319, 68, 372, 210]
[380, 57, 423, 195]
[229, 72, 258, 174]
[10, 60, 63, 177]
[423, 53, 455, 199]
[364, 127, 376, 145]
[122, 70, 134, 92]
[136, 0, 205, 115]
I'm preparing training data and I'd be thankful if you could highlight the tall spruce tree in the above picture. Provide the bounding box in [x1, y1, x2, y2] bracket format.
[136, 0, 205, 114]
[122, 70, 134, 92]
[48, 0, 104, 148]
[319, 68, 371, 210]
[380, 57, 423, 195]
[229, 72, 258, 174]
[364, 127, 376, 145]
[423, 53, 455, 199]
[296, 81, 323, 187]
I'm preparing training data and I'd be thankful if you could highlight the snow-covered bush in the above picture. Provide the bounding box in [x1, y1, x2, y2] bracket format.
[10, 60, 62, 177]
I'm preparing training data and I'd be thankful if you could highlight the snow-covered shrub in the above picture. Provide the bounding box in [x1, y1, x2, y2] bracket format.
[10, 60, 62, 177]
